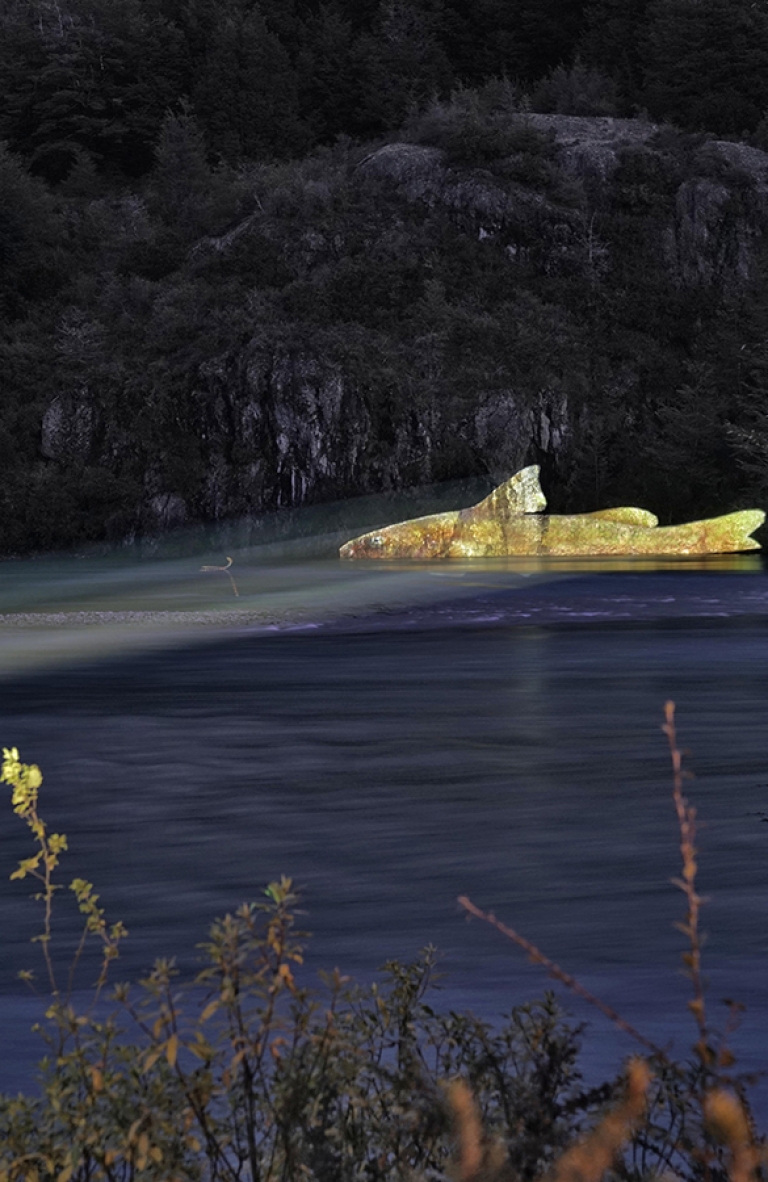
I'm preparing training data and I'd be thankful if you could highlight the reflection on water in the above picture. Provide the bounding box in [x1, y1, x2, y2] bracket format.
[0, 482, 762, 615]
[424, 553, 764, 573]
[0, 541, 765, 683]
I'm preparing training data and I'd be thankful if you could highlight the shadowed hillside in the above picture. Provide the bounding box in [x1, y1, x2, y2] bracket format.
[4, 1, 768, 551]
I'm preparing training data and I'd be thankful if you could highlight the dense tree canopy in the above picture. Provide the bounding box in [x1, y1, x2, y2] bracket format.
[642, 0, 768, 135]
[578, 0, 651, 113]
[3, 0, 768, 551]
[0, 0, 187, 179]
[2, 0, 768, 183]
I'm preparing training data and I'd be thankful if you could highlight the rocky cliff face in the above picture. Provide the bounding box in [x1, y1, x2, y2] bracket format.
[41, 343, 571, 533]
[38, 114, 768, 537]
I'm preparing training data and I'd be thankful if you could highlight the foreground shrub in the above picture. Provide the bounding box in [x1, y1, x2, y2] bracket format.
[0, 747, 604, 1180]
[0, 706, 766, 1181]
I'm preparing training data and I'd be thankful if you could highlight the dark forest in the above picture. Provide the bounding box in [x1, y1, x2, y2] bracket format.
[4, 0, 768, 551]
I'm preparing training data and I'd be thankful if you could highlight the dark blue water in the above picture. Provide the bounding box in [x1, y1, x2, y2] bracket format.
[1, 567, 768, 1106]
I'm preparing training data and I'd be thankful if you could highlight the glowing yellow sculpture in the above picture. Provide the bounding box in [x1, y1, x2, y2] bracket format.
[340, 467, 765, 559]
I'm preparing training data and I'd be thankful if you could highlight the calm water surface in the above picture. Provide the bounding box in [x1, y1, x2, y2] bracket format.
[1, 560, 767, 1101]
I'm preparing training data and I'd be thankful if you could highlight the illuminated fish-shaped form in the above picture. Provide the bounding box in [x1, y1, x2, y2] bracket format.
[340, 466, 765, 559]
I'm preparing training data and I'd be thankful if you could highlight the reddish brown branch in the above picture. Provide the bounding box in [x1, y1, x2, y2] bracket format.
[457, 895, 664, 1058]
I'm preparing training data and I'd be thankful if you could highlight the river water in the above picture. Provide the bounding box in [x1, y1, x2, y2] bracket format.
[1, 548, 767, 1107]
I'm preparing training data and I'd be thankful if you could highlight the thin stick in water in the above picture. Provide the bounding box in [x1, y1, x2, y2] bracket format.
[200, 556, 239, 598]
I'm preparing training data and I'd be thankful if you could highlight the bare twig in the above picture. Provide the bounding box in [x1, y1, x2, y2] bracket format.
[662, 700, 709, 1065]
[457, 895, 665, 1057]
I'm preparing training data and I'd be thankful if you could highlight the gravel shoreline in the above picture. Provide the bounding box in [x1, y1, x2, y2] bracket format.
[0, 610, 318, 628]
